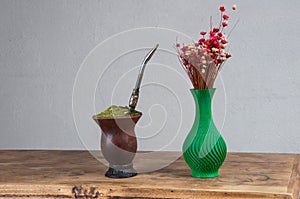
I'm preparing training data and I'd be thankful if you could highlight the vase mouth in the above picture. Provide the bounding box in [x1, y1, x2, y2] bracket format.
[190, 88, 216, 91]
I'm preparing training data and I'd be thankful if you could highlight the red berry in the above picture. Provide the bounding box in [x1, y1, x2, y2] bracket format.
[211, 36, 217, 40]
[213, 27, 219, 32]
[205, 40, 211, 45]
[219, 6, 225, 12]
[198, 38, 205, 44]
[221, 39, 227, 44]
[200, 31, 207, 35]
[222, 22, 228, 27]
[226, 53, 232, 58]
[213, 41, 219, 47]
[223, 14, 229, 20]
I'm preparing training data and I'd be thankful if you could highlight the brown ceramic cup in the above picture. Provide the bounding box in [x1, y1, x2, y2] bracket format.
[93, 114, 142, 178]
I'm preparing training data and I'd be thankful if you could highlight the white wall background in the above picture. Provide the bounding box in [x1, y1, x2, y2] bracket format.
[0, 0, 299, 153]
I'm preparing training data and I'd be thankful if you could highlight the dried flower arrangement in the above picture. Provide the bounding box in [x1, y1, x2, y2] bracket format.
[176, 5, 237, 89]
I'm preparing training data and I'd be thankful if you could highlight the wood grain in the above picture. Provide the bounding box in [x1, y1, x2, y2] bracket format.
[0, 151, 299, 199]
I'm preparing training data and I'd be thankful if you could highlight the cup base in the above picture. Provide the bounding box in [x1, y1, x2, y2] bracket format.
[105, 163, 137, 178]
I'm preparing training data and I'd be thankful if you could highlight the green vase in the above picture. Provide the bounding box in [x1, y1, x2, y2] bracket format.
[182, 88, 227, 178]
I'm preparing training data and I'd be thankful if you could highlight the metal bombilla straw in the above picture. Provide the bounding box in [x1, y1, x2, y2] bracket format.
[128, 44, 159, 110]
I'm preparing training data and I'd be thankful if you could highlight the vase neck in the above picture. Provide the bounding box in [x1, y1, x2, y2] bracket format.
[191, 89, 215, 121]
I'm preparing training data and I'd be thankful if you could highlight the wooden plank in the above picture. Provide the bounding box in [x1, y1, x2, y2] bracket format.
[0, 151, 299, 199]
[288, 155, 300, 199]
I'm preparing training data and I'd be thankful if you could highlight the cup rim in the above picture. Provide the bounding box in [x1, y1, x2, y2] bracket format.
[92, 113, 142, 120]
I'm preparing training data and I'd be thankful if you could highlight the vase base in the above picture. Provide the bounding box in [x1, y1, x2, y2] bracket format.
[105, 163, 137, 178]
[191, 170, 219, 178]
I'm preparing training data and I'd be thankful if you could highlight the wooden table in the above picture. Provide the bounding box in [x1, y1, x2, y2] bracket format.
[0, 151, 299, 199]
